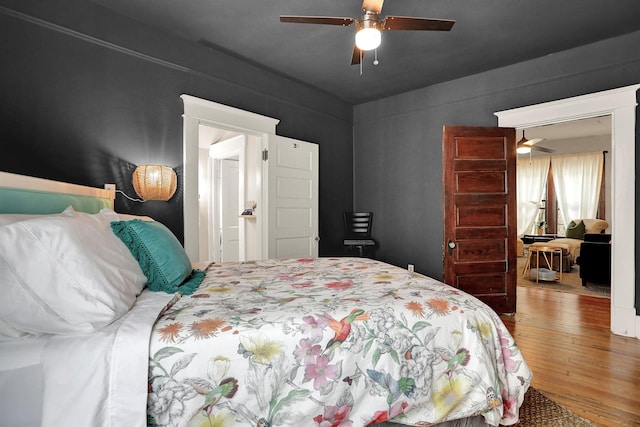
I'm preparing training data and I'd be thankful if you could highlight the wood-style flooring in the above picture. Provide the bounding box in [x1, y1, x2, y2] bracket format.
[500, 287, 640, 426]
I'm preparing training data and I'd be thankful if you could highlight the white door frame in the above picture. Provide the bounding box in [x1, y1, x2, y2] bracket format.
[182, 95, 279, 262]
[496, 84, 640, 338]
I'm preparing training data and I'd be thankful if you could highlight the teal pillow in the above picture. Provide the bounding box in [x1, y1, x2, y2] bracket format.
[565, 220, 586, 239]
[110, 220, 204, 295]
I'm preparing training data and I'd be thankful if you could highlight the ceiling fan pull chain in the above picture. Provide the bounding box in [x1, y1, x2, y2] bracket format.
[373, 49, 379, 65]
[360, 50, 363, 76]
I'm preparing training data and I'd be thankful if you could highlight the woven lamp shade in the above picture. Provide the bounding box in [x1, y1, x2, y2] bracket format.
[132, 165, 177, 201]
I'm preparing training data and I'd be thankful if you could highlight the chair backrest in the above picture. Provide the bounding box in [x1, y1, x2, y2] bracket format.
[344, 212, 373, 238]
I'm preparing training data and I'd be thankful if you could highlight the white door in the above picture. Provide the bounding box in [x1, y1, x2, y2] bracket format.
[220, 159, 240, 262]
[264, 135, 319, 259]
[209, 135, 246, 263]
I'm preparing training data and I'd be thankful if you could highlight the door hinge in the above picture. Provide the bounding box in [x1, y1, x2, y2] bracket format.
[262, 149, 268, 161]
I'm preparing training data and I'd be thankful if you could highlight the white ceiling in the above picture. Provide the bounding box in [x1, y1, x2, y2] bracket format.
[521, 115, 611, 153]
[198, 125, 242, 148]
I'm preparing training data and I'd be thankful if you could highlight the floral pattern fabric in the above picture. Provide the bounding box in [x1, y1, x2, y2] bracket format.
[147, 257, 531, 427]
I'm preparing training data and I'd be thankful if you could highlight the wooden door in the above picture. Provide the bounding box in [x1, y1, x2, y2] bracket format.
[442, 126, 517, 314]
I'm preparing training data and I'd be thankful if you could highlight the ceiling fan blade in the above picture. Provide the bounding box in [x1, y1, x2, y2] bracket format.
[383, 16, 455, 31]
[351, 45, 364, 65]
[533, 145, 555, 153]
[280, 16, 354, 26]
[362, 0, 384, 14]
[519, 137, 544, 147]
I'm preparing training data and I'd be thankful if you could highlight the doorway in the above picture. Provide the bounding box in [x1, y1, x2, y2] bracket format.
[182, 95, 279, 262]
[496, 83, 640, 338]
[182, 94, 320, 264]
[517, 116, 612, 236]
[515, 118, 612, 297]
[200, 125, 261, 263]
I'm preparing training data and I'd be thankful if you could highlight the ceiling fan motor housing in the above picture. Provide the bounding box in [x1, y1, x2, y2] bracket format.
[355, 13, 382, 50]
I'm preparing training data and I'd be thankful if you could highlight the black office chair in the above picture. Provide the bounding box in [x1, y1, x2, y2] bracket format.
[343, 212, 377, 258]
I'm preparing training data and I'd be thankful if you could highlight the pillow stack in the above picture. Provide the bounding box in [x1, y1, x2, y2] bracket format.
[0, 207, 204, 339]
[566, 218, 609, 238]
[0, 207, 147, 338]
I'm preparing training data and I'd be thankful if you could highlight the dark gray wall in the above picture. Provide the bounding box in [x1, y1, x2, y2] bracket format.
[1, 1, 638, 311]
[0, 0, 353, 255]
[354, 31, 640, 311]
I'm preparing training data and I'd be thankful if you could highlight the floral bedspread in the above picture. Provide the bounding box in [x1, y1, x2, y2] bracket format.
[147, 258, 531, 427]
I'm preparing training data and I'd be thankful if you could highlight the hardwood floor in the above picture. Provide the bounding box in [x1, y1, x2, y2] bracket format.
[500, 287, 640, 426]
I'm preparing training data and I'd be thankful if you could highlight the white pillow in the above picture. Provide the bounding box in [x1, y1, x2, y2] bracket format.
[0, 208, 153, 228]
[102, 208, 154, 222]
[0, 211, 72, 227]
[0, 214, 147, 336]
[0, 214, 44, 227]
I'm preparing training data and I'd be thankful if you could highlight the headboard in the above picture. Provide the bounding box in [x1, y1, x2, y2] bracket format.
[0, 172, 115, 214]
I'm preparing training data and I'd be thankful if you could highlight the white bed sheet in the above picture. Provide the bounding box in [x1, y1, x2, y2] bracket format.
[0, 290, 175, 427]
[0, 338, 48, 427]
[0, 337, 47, 369]
[42, 290, 174, 427]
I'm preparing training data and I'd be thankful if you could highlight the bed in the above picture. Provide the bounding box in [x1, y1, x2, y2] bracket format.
[0, 172, 531, 427]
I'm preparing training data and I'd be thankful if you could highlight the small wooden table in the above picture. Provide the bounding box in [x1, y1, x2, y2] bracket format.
[523, 245, 563, 284]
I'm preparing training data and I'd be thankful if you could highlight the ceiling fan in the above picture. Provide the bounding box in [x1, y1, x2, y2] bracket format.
[280, 0, 455, 65]
[516, 130, 554, 154]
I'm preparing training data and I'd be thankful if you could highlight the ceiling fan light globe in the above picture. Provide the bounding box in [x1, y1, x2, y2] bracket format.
[516, 146, 531, 154]
[355, 16, 382, 51]
[356, 27, 381, 50]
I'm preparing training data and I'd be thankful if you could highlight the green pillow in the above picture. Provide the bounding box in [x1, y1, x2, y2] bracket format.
[110, 220, 204, 295]
[565, 220, 586, 239]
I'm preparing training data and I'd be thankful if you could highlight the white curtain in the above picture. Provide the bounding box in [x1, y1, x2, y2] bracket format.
[551, 152, 603, 226]
[516, 156, 551, 236]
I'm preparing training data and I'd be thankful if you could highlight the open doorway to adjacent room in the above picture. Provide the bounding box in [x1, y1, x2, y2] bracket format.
[496, 83, 639, 338]
[198, 124, 262, 263]
[515, 116, 612, 298]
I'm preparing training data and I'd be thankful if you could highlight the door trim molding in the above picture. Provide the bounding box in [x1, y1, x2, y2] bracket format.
[496, 84, 640, 338]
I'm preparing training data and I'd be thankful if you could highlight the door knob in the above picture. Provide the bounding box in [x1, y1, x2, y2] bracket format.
[447, 239, 456, 255]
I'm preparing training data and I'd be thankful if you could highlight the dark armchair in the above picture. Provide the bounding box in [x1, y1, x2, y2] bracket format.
[576, 233, 611, 286]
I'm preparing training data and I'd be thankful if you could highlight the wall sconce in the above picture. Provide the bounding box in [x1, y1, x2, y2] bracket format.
[132, 165, 177, 201]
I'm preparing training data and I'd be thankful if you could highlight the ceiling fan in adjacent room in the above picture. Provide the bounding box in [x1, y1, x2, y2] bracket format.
[279, 0, 455, 65]
[516, 130, 554, 154]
